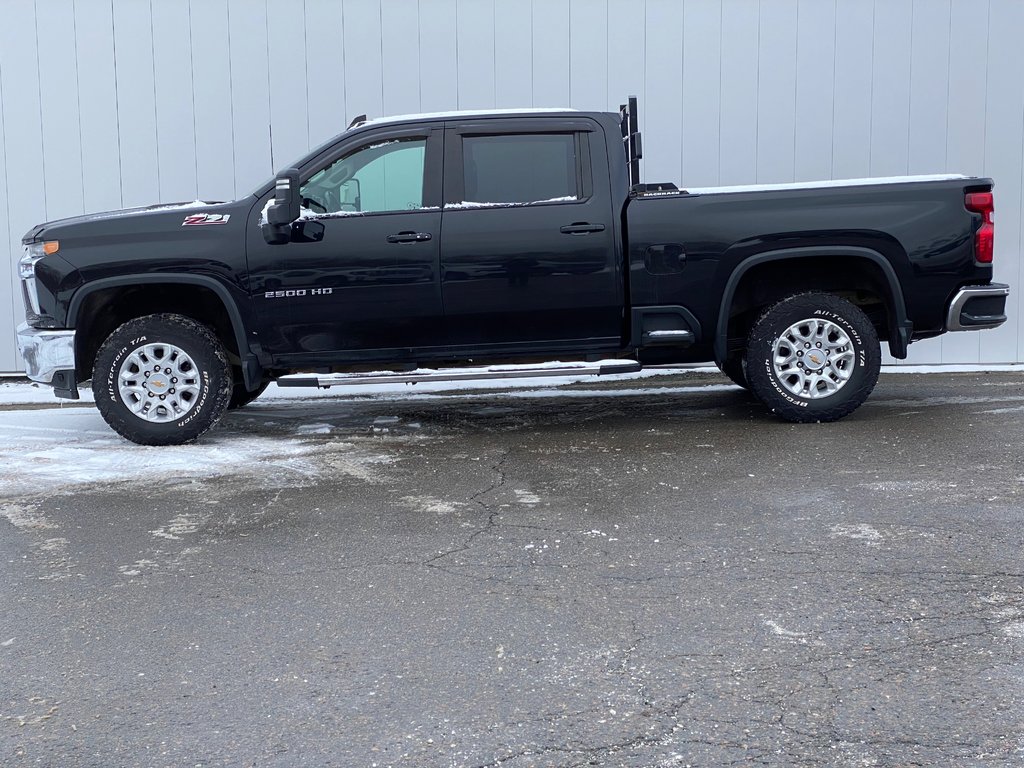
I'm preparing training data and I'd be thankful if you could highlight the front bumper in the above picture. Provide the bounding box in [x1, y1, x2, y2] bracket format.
[946, 283, 1010, 332]
[15, 323, 79, 398]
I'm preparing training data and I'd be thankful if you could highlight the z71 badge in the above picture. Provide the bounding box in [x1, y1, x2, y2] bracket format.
[182, 213, 230, 226]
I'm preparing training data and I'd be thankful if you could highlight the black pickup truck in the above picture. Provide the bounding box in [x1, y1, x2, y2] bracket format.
[16, 98, 1010, 445]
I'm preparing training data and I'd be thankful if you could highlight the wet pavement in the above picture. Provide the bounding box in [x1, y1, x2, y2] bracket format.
[1, 371, 1023, 766]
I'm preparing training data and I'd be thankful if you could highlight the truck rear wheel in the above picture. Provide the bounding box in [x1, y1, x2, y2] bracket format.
[744, 292, 880, 423]
[92, 314, 232, 445]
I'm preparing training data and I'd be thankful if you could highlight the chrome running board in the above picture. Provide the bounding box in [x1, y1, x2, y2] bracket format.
[277, 360, 642, 389]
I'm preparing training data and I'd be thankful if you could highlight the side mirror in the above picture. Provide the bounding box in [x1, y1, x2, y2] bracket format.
[262, 168, 301, 245]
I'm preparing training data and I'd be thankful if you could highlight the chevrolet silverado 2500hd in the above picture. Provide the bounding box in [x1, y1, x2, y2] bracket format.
[16, 98, 1010, 445]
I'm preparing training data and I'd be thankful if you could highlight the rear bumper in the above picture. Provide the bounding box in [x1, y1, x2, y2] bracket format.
[945, 283, 1010, 332]
[15, 323, 79, 399]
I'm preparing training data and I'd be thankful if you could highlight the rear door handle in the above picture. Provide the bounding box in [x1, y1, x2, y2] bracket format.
[560, 223, 606, 235]
[386, 231, 432, 244]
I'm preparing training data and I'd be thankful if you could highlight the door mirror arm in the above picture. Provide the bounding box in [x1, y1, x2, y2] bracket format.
[262, 168, 301, 245]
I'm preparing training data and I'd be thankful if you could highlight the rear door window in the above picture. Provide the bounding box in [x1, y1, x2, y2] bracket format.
[461, 134, 578, 205]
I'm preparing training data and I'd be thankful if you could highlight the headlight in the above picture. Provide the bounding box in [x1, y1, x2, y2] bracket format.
[18, 240, 59, 279]
[19, 241, 59, 317]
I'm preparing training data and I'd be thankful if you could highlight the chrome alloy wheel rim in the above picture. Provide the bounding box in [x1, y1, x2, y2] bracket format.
[118, 343, 202, 423]
[772, 318, 855, 399]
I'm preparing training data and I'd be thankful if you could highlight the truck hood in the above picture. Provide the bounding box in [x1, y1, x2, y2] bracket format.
[21, 200, 239, 244]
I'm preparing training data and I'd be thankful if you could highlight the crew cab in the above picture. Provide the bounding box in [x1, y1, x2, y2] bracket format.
[16, 98, 1010, 445]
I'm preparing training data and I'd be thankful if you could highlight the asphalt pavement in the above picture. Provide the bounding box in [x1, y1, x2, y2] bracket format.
[2, 371, 1023, 767]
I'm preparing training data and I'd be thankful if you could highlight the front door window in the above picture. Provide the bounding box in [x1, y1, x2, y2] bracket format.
[301, 138, 427, 215]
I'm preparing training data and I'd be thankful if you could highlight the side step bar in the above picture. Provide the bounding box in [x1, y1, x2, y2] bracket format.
[277, 360, 643, 389]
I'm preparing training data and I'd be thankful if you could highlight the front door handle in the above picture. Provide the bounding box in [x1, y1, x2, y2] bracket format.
[560, 223, 606, 235]
[386, 231, 432, 244]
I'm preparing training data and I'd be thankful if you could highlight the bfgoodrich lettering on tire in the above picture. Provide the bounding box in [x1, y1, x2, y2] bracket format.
[92, 314, 232, 445]
[744, 292, 881, 423]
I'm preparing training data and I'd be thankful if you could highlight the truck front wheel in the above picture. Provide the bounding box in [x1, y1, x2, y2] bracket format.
[92, 314, 232, 445]
[744, 292, 881, 423]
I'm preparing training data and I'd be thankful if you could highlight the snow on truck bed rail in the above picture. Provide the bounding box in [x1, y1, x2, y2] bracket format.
[682, 174, 973, 196]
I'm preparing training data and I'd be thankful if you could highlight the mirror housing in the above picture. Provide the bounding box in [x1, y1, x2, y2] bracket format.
[262, 168, 301, 245]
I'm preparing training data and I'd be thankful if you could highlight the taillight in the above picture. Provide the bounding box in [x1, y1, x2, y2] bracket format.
[965, 191, 994, 264]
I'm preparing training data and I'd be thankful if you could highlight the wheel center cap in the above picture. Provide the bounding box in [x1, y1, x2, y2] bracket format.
[805, 349, 826, 368]
[148, 374, 169, 391]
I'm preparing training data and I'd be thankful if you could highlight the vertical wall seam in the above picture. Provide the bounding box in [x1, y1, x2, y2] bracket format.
[71, 0, 87, 212]
[0, 18, 14, 351]
[339, 0, 348, 123]
[716, 1, 723, 185]
[149, 0, 161, 199]
[109, 0, 124, 207]
[492, 0, 497, 108]
[378, 0, 385, 113]
[906, 0, 914, 174]
[1017, 6, 1024, 363]
[679, 0, 685, 185]
[225, 0, 237, 198]
[187, 0, 200, 198]
[905, 0, 913, 174]
[417, 0, 423, 111]
[532, 0, 540, 108]
[32, 2, 48, 220]
[603, 0, 607, 110]
[792, 0, 800, 181]
[829, 0, 838, 178]
[302, 0, 310, 148]
[754, 0, 761, 182]
[264, 0, 274, 170]
[981, 0, 990, 172]
[868, 0, 875, 177]
[455, 0, 461, 108]
[567, 0, 572, 105]
[942, 2, 952, 173]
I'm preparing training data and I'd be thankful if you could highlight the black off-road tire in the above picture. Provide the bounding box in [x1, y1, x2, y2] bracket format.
[228, 371, 270, 410]
[744, 292, 881, 423]
[92, 314, 232, 445]
[719, 357, 749, 389]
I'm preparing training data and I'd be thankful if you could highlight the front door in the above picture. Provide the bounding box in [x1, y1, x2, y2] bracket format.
[245, 129, 444, 363]
[439, 121, 622, 350]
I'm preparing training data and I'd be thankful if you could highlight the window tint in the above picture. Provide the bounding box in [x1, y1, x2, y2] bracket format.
[301, 138, 426, 215]
[462, 134, 577, 205]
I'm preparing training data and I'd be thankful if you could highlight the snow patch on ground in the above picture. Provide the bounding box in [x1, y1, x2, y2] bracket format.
[0, 408, 393, 498]
[401, 495, 463, 514]
[830, 523, 883, 543]
[763, 620, 808, 643]
[514, 490, 540, 505]
[0, 503, 58, 530]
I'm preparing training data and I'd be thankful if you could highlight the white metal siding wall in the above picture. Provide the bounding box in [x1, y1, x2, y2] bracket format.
[2, 0, 1021, 371]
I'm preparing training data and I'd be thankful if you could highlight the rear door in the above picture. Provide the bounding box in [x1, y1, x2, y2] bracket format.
[439, 119, 622, 350]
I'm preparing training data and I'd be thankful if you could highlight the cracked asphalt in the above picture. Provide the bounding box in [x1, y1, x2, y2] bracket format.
[2, 371, 1023, 767]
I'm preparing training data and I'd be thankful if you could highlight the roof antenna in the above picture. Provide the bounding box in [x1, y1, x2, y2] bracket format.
[347, 114, 368, 129]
